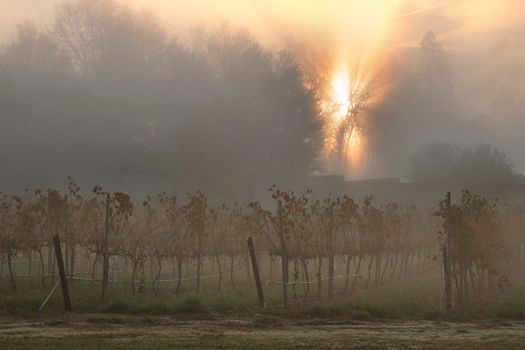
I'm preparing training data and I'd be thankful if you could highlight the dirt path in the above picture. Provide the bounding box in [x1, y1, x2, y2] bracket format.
[1, 314, 524, 349]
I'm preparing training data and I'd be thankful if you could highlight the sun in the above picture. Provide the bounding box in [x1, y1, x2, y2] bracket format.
[332, 73, 351, 121]
[331, 72, 369, 119]
[324, 68, 370, 174]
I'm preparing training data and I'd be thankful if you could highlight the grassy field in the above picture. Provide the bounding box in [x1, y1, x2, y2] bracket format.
[2, 313, 525, 349]
[2, 265, 525, 319]
[0, 265, 445, 318]
[3, 259, 525, 348]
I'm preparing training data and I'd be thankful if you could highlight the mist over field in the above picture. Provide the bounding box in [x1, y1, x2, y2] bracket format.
[0, 0, 524, 197]
[2, 3, 525, 349]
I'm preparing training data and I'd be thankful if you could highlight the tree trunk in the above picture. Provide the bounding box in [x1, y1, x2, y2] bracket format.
[389, 252, 399, 282]
[47, 244, 53, 275]
[229, 255, 236, 289]
[352, 254, 363, 293]
[246, 254, 252, 287]
[292, 259, 299, 300]
[461, 264, 468, 304]
[277, 201, 289, 308]
[374, 252, 382, 286]
[316, 255, 323, 300]
[91, 254, 98, 280]
[344, 255, 352, 292]
[65, 240, 69, 276]
[300, 258, 310, 298]
[398, 251, 405, 279]
[138, 264, 146, 294]
[216, 255, 223, 291]
[407, 251, 416, 276]
[452, 262, 461, 303]
[269, 253, 274, 281]
[131, 261, 138, 296]
[196, 235, 202, 293]
[328, 252, 335, 299]
[327, 206, 335, 299]
[281, 254, 289, 307]
[101, 193, 111, 299]
[7, 248, 17, 291]
[69, 245, 75, 286]
[175, 256, 183, 295]
[149, 257, 154, 280]
[365, 254, 373, 289]
[380, 252, 390, 284]
[468, 265, 476, 296]
[37, 249, 46, 288]
[153, 255, 162, 293]
[28, 250, 32, 276]
[51, 251, 56, 284]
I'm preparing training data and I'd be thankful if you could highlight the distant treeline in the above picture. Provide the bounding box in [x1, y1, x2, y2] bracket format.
[1, 1, 523, 197]
[0, 0, 323, 194]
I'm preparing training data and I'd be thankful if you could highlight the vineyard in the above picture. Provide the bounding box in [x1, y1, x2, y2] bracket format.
[1, 179, 525, 317]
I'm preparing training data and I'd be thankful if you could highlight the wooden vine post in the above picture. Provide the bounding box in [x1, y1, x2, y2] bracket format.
[327, 203, 335, 299]
[277, 201, 289, 308]
[101, 193, 111, 299]
[53, 234, 72, 312]
[443, 192, 453, 312]
[247, 237, 265, 307]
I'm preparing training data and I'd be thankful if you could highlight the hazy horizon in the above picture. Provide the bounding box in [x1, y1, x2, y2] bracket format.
[1, 0, 524, 194]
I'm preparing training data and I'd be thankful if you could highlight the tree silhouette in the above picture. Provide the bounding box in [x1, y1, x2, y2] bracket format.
[409, 142, 523, 187]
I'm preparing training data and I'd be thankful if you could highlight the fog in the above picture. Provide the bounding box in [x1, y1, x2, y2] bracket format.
[0, 0, 524, 198]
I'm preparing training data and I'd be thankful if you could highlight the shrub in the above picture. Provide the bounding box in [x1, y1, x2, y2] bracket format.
[175, 297, 207, 314]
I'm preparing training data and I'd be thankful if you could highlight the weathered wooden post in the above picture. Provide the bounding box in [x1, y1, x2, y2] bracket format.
[327, 203, 335, 299]
[53, 234, 72, 312]
[247, 237, 265, 307]
[277, 201, 289, 308]
[443, 192, 453, 312]
[102, 193, 110, 299]
[196, 234, 202, 294]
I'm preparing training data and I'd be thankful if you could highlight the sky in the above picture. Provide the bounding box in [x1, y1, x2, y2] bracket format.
[2, 1, 524, 79]
[2, 1, 525, 50]
[2, 0, 524, 93]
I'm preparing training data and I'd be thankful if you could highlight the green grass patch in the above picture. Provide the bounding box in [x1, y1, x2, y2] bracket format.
[493, 288, 525, 319]
[4, 269, 525, 322]
[174, 296, 206, 314]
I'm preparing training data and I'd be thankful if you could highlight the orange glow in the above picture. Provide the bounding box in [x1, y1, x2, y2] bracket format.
[346, 128, 365, 164]
[332, 72, 350, 121]
[315, 34, 399, 177]
[321, 65, 374, 175]
[4, 0, 521, 178]
[331, 70, 370, 120]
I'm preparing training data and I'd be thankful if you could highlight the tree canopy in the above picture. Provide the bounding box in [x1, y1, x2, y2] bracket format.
[408, 141, 523, 187]
[0, 0, 323, 197]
